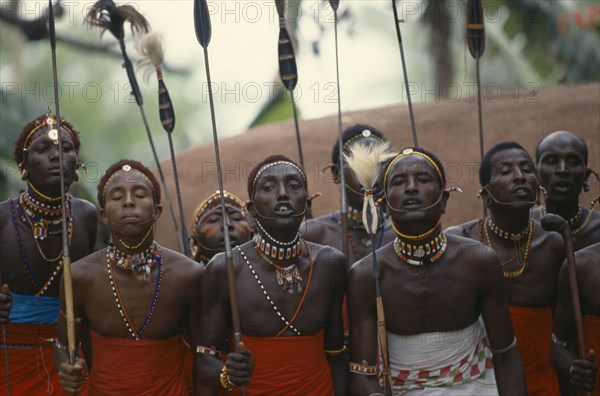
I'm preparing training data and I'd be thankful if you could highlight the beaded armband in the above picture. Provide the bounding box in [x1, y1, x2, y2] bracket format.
[219, 365, 238, 391]
[196, 345, 223, 359]
[490, 336, 517, 355]
[349, 360, 377, 375]
[325, 345, 347, 356]
[551, 333, 570, 348]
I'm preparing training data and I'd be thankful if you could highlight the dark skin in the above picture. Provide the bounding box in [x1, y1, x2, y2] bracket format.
[302, 137, 395, 268]
[349, 155, 526, 395]
[53, 171, 213, 394]
[189, 205, 251, 265]
[446, 148, 565, 308]
[197, 163, 348, 395]
[0, 130, 97, 323]
[533, 131, 599, 250]
[551, 243, 599, 395]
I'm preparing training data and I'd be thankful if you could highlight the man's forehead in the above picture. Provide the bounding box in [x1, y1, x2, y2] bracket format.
[390, 155, 437, 175]
[539, 136, 585, 156]
[106, 170, 153, 190]
[257, 163, 303, 179]
[491, 148, 533, 164]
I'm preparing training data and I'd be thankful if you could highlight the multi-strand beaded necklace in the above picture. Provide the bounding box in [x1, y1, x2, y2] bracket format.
[538, 196, 599, 236]
[254, 233, 304, 293]
[481, 216, 534, 278]
[106, 242, 163, 340]
[9, 191, 73, 296]
[238, 242, 313, 336]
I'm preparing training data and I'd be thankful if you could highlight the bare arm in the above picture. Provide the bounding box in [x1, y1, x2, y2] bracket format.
[551, 262, 597, 394]
[323, 248, 348, 396]
[478, 247, 526, 396]
[194, 254, 252, 395]
[348, 260, 383, 395]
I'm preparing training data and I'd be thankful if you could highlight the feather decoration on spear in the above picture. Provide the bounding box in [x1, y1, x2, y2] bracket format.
[193, 3, 245, 394]
[274, 0, 306, 174]
[391, 0, 418, 147]
[328, 0, 350, 262]
[344, 142, 396, 396]
[138, 32, 191, 257]
[85, 0, 185, 253]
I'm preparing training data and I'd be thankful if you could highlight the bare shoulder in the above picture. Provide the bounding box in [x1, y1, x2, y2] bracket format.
[161, 247, 204, 280]
[71, 198, 98, 219]
[306, 240, 345, 269]
[71, 248, 107, 281]
[533, 221, 564, 253]
[445, 233, 500, 276]
[301, 213, 337, 241]
[576, 242, 600, 270]
[444, 219, 480, 239]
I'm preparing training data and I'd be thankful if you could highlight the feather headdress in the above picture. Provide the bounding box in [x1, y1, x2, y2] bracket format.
[344, 142, 395, 234]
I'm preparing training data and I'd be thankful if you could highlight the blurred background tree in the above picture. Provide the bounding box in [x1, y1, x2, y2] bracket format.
[1, 0, 598, 203]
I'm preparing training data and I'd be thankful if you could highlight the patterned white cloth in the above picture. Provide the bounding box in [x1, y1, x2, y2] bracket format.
[379, 318, 498, 395]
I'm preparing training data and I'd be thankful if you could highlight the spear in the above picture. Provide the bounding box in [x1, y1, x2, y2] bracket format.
[542, 214, 592, 396]
[467, 0, 485, 160]
[391, 0, 418, 147]
[345, 143, 396, 396]
[48, 0, 76, 367]
[467, 0, 486, 216]
[329, 0, 350, 263]
[193, 2, 244, 394]
[85, 0, 186, 254]
[138, 32, 191, 257]
[2, 285, 10, 395]
[275, 0, 306, 173]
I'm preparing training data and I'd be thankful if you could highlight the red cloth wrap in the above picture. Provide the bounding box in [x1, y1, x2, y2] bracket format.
[581, 315, 600, 396]
[235, 331, 334, 396]
[509, 306, 559, 395]
[0, 323, 82, 395]
[89, 330, 187, 396]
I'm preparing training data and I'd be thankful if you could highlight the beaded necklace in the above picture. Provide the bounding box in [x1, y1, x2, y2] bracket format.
[237, 244, 313, 336]
[254, 233, 302, 261]
[481, 217, 535, 278]
[539, 197, 599, 236]
[117, 226, 153, 251]
[487, 217, 530, 241]
[19, 191, 72, 240]
[393, 233, 447, 266]
[254, 235, 304, 293]
[254, 219, 299, 247]
[9, 199, 66, 296]
[107, 241, 160, 282]
[106, 243, 163, 340]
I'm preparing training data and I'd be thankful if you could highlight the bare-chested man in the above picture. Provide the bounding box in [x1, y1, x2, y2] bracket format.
[552, 242, 599, 395]
[349, 147, 525, 395]
[0, 112, 97, 395]
[447, 141, 565, 395]
[54, 160, 251, 395]
[197, 155, 347, 395]
[534, 131, 599, 249]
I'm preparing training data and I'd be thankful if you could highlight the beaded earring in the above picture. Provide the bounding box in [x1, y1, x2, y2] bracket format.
[583, 181, 590, 193]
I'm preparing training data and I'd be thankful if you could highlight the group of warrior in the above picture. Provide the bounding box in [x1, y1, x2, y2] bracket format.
[0, 113, 598, 395]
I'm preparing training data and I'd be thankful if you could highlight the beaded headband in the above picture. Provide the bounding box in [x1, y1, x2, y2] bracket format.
[383, 148, 445, 190]
[23, 114, 75, 152]
[102, 164, 157, 203]
[252, 160, 306, 196]
[342, 129, 386, 152]
[193, 190, 245, 226]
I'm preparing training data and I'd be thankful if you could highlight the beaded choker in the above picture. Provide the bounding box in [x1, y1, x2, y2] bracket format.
[19, 191, 71, 240]
[393, 233, 447, 266]
[107, 242, 161, 282]
[254, 234, 302, 261]
[487, 217, 531, 241]
[254, 235, 304, 293]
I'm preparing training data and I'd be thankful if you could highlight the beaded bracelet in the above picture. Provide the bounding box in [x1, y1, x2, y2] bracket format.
[219, 365, 238, 391]
[349, 360, 377, 375]
[196, 345, 223, 359]
[490, 336, 517, 355]
[325, 345, 347, 356]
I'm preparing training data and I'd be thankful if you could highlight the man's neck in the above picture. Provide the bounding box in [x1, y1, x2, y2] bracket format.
[544, 199, 580, 220]
[489, 206, 531, 234]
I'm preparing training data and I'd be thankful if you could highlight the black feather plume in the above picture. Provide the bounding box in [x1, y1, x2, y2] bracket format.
[85, 0, 149, 41]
